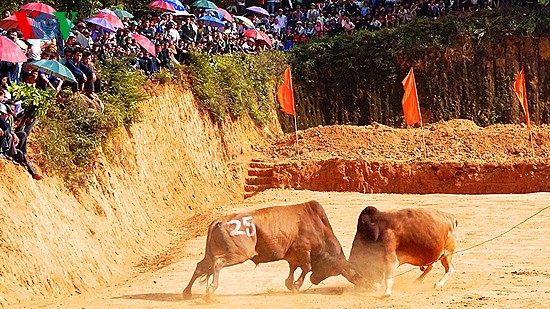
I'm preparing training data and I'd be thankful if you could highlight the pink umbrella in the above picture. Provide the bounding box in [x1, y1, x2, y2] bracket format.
[0, 36, 28, 63]
[244, 29, 272, 48]
[94, 13, 124, 29]
[20, 2, 56, 14]
[148, 1, 176, 12]
[213, 8, 234, 23]
[132, 33, 157, 57]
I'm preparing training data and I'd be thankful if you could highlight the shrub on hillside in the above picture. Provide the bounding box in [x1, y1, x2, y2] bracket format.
[35, 58, 147, 185]
[186, 49, 287, 125]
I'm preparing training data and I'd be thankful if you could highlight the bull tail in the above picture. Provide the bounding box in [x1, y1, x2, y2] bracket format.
[198, 274, 211, 286]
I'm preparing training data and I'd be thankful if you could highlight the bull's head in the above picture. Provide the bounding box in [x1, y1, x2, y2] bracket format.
[347, 206, 385, 289]
[309, 252, 362, 285]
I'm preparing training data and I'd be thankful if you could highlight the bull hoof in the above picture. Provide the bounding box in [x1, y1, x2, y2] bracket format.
[182, 290, 192, 300]
[292, 284, 301, 293]
[434, 283, 443, 290]
[381, 293, 391, 299]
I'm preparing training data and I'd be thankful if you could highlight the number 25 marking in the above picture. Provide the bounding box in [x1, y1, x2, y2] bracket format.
[227, 216, 256, 237]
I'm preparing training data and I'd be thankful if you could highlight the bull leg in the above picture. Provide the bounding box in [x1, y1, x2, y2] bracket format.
[206, 258, 225, 296]
[381, 253, 399, 298]
[434, 254, 455, 289]
[293, 251, 312, 292]
[415, 264, 434, 283]
[182, 259, 212, 299]
[285, 263, 298, 292]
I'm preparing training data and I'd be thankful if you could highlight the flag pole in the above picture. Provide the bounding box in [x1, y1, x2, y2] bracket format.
[420, 120, 427, 159]
[294, 114, 299, 157]
[529, 127, 535, 158]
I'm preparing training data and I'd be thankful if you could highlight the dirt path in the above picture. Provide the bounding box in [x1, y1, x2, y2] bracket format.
[15, 189, 550, 308]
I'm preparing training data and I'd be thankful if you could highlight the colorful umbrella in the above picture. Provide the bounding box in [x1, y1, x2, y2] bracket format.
[205, 9, 224, 20]
[148, 1, 176, 12]
[131, 33, 156, 57]
[246, 6, 269, 16]
[190, 0, 218, 8]
[163, 0, 186, 11]
[19, 2, 56, 14]
[162, 10, 194, 17]
[0, 36, 28, 63]
[244, 29, 272, 47]
[94, 12, 124, 29]
[235, 16, 255, 29]
[197, 15, 225, 28]
[27, 59, 76, 82]
[113, 9, 134, 19]
[213, 8, 234, 23]
[85, 17, 116, 32]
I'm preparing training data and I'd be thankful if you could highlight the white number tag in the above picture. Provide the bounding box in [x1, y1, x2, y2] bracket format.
[228, 216, 256, 237]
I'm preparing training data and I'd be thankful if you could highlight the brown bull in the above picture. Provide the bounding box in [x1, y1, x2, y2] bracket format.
[348, 206, 458, 298]
[182, 200, 359, 299]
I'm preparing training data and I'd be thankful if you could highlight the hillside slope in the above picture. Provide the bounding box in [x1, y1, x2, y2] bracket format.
[0, 82, 281, 306]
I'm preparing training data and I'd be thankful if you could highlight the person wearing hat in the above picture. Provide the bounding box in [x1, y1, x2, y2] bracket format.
[275, 8, 287, 31]
[65, 32, 78, 48]
[295, 20, 305, 36]
[0, 101, 42, 180]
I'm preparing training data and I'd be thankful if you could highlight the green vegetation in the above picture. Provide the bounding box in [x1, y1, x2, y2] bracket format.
[36, 58, 147, 185]
[287, 8, 550, 130]
[8, 83, 56, 119]
[186, 49, 286, 125]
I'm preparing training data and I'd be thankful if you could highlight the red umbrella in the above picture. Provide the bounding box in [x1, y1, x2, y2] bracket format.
[0, 15, 32, 31]
[94, 13, 124, 29]
[148, 1, 176, 12]
[0, 36, 28, 63]
[132, 33, 157, 57]
[244, 29, 272, 48]
[20, 2, 56, 14]
[213, 8, 234, 23]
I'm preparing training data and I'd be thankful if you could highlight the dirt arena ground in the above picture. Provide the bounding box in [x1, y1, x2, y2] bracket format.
[16, 189, 550, 308]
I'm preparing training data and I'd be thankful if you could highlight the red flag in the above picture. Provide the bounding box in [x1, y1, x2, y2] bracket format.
[277, 66, 295, 116]
[514, 68, 531, 129]
[402, 67, 422, 126]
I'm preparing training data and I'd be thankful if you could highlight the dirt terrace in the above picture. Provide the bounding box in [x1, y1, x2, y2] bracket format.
[258, 120, 550, 194]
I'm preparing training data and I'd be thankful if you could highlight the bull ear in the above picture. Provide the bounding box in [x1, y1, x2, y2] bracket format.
[359, 215, 380, 242]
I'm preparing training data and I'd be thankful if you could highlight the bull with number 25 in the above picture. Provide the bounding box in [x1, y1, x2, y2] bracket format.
[182, 200, 361, 299]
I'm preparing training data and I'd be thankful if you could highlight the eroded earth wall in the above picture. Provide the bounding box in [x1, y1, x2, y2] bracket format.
[0, 83, 281, 306]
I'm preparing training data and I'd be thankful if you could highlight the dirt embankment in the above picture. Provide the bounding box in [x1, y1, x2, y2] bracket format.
[0, 82, 281, 306]
[260, 120, 550, 193]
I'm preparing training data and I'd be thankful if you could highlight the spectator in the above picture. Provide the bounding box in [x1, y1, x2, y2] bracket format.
[0, 103, 42, 180]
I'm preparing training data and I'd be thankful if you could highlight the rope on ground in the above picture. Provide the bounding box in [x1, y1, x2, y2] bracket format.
[391, 204, 550, 279]
[454, 204, 550, 254]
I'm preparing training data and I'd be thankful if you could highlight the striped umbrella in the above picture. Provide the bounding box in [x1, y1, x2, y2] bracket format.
[148, 1, 176, 12]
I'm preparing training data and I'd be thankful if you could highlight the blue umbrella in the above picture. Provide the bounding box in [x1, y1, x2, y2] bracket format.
[197, 15, 225, 28]
[205, 9, 224, 20]
[27, 60, 76, 82]
[85, 17, 116, 32]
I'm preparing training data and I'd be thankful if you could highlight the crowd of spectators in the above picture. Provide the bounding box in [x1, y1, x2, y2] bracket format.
[0, 0, 537, 180]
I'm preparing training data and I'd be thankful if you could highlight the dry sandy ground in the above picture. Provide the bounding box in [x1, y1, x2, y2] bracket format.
[14, 189, 550, 308]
